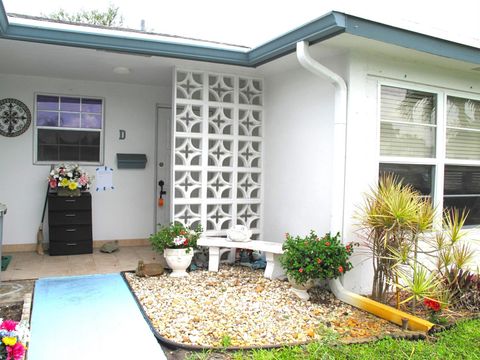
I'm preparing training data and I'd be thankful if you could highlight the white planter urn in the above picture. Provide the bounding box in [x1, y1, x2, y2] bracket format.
[287, 274, 315, 301]
[164, 248, 194, 277]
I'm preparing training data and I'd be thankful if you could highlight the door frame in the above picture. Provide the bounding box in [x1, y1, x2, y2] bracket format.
[153, 103, 172, 233]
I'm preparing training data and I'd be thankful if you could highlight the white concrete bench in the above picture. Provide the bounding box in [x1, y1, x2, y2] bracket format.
[197, 237, 285, 279]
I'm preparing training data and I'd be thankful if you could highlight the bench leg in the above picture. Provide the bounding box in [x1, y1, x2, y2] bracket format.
[227, 248, 236, 264]
[208, 246, 220, 272]
[264, 253, 285, 280]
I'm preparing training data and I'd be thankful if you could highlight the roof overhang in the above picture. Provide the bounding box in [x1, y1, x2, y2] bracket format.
[0, 1, 478, 67]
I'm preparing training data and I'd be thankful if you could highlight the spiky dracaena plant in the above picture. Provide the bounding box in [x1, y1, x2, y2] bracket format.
[396, 265, 440, 313]
[357, 175, 434, 303]
[434, 209, 477, 306]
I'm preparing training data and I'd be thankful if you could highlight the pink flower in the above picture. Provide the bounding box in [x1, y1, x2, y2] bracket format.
[299, 268, 304, 273]
[0, 320, 17, 331]
[173, 236, 186, 246]
[338, 266, 344, 273]
[49, 178, 57, 189]
[6, 342, 25, 360]
[78, 175, 89, 186]
[325, 242, 331, 246]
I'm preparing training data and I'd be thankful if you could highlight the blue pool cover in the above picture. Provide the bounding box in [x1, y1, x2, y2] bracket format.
[28, 273, 166, 360]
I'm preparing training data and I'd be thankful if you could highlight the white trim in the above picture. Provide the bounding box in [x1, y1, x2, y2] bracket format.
[154, 103, 173, 233]
[446, 125, 480, 133]
[368, 76, 480, 100]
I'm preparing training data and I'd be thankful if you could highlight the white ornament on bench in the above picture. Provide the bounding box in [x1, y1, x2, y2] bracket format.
[226, 225, 252, 242]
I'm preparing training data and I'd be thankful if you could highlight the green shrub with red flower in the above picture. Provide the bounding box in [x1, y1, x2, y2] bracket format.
[149, 221, 202, 254]
[423, 297, 448, 325]
[280, 231, 357, 284]
[0, 319, 29, 360]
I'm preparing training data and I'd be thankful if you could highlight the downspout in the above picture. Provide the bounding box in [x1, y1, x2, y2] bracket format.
[296, 41, 347, 237]
[295, 41, 433, 332]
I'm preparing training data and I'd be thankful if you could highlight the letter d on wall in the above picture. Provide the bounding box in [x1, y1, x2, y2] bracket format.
[119, 129, 126, 140]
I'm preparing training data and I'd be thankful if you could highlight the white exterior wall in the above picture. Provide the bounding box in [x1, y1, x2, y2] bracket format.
[263, 54, 348, 243]
[0, 73, 170, 245]
[343, 51, 480, 294]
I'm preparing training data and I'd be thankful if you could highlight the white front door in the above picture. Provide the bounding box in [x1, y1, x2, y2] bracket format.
[155, 106, 171, 231]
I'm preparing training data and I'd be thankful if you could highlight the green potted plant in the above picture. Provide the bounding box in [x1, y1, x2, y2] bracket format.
[149, 221, 202, 277]
[280, 231, 356, 300]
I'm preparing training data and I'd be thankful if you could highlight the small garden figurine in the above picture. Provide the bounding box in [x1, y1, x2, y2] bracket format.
[280, 231, 357, 300]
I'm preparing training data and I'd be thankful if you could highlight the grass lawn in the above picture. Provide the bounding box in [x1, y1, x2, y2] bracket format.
[189, 318, 480, 360]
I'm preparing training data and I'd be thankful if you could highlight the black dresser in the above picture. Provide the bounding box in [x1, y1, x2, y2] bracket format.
[48, 192, 93, 256]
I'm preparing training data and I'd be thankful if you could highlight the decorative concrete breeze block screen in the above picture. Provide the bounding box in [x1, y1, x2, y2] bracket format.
[173, 69, 263, 238]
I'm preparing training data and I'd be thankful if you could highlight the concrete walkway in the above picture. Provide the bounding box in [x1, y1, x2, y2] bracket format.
[28, 273, 166, 360]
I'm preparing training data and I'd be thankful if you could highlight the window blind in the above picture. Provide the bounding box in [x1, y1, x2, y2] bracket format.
[380, 86, 436, 157]
[446, 97, 480, 160]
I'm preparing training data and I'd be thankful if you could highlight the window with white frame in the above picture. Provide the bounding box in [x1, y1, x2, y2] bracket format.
[34, 94, 104, 164]
[379, 85, 480, 225]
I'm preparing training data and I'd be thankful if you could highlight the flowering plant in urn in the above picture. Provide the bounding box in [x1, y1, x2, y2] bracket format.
[48, 163, 92, 192]
[149, 221, 202, 254]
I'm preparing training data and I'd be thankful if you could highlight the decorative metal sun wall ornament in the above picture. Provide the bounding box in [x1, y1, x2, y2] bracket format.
[0, 98, 32, 137]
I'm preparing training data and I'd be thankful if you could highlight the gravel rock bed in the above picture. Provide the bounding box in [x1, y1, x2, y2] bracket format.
[126, 266, 404, 348]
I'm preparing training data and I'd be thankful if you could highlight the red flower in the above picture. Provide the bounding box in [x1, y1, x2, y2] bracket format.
[49, 179, 57, 189]
[338, 266, 344, 273]
[325, 242, 331, 246]
[180, 230, 186, 235]
[317, 258, 322, 264]
[183, 239, 189, 245]
[0, 320, 17, 331]
[423, 298, 441, 312]
[299, 268, 304, 273]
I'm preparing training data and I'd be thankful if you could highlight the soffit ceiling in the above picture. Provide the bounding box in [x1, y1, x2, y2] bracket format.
[1, 33, 479, 88]
[0, 38, 258, 87]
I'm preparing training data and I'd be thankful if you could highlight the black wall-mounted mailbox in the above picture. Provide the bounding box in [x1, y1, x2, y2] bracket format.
[116, 153, 147, 169]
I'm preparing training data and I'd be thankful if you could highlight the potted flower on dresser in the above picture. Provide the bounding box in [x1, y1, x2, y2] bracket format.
[149, 222, 202, 277]
[48, 163, 92, 196]
[280, 231, 357, 300]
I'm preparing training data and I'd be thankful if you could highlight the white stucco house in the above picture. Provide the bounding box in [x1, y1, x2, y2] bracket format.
[1, 2, 479, 294]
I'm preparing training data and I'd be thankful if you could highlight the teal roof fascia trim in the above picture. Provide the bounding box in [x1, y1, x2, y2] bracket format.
[248, 12, 346, 66]
[345, 15, 480, 65]
[5, 24, 250, 65]
[0, 0, 8, 33]
[0, 0, 479, 68]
